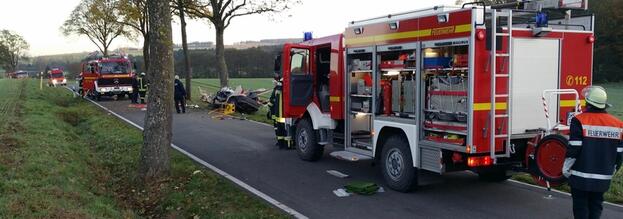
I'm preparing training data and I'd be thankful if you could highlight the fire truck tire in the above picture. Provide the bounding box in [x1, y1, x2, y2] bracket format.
[295, 119, 323, 161]
[381, 135, 418, 192]
[477, 166, 511, 182]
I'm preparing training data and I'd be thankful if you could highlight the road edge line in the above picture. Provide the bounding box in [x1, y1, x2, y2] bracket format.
[72, 89, 308, 219]
[508, 179, 623, 209]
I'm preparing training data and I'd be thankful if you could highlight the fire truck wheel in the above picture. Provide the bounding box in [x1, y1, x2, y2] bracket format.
[381, 135, 418, 192]
[295, 119, 323, 161]
[95, 92, 101, 101]
[477, 166, 511, 182]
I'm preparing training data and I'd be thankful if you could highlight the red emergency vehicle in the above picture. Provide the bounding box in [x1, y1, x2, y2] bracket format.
[274, 0, 594, 191]
[47, 67, 66, 87]
[78, 54, 135, 101]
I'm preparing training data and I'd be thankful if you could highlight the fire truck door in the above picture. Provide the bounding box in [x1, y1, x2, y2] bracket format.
[283, 44, 314, 117]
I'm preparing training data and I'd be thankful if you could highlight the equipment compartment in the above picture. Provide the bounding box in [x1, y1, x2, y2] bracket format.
[376, 46, 418, 119]
[421, 44, 469, 146]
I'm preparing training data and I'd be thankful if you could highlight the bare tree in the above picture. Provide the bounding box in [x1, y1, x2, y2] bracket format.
[187, 0, 300, 87]
[117, 0, 150, 72]
[62, 0, 128, 57]
[139, 0, 174, 182]
[0, 30, 29, 72]
[172, 0, 194, 100]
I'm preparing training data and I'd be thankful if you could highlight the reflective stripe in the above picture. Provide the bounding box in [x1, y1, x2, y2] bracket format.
[569, 140, 583, 146]
[570, 170, 613, 180]
[582, 125, 623, 140]
[618, 148, 623, 153]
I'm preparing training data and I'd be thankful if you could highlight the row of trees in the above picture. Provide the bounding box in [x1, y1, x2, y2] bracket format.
[29, 45, 279, 80]
[0, 30, 29, 73]
[61, 0, 299, 99]
[173, 46, 280, 78]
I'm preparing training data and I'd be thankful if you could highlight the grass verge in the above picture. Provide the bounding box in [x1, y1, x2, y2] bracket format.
[0, 79, 286, 218]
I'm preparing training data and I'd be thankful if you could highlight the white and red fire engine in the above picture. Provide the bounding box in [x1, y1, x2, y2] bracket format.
[273, 0, 594, 191]
[78, 54, 136, 101]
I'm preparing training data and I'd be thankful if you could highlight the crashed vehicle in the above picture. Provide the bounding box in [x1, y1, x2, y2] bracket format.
[201, 86, 269, 114]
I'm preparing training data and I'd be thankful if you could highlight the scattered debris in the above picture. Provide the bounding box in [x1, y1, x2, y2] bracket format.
[333, 188, 351, 197]
[326, 170, 349, 178]
[345, 181, 380, 196]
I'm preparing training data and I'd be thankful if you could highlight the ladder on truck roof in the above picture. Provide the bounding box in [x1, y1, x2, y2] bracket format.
[490, 10, 513, 162]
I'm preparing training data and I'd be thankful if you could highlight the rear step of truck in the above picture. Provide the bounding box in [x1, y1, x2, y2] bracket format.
[330, 151, 373, 162]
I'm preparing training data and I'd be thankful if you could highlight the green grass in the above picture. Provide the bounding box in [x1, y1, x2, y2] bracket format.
[0, 79, 286, 218]
[601, 82, 623, 119]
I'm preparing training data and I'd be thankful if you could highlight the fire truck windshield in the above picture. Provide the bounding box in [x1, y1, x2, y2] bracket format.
[99, 62, 130, 74]
[51, 73, 63, 78]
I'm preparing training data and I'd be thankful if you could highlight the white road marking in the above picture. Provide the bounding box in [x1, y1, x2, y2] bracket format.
[509, 180, 623, 208]
[70, 88, 308, 219]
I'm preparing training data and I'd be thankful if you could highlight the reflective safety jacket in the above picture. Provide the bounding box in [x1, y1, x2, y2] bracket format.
[138, 77, 147, 92]
[566, 109, 623, 192]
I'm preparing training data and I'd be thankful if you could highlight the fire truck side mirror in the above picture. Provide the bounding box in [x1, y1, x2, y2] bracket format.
[274, 55, 282, 74]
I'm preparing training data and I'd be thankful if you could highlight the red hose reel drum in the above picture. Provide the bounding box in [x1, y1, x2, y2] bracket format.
[525, 134, 568, 187]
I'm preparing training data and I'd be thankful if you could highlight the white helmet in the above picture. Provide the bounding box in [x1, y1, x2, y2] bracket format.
[582, 86, 608, 109]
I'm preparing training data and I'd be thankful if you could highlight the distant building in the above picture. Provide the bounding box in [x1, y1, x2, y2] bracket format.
[171, 38, 302, 51]
[174, 41, 215, 51]
[228, 38, 302, 49]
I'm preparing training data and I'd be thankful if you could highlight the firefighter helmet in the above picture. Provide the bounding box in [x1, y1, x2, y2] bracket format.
[582, 86, 608, 109]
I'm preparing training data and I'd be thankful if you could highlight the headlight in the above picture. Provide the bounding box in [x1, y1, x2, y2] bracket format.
[52, 79, 57, 83]
[62, 79, 67, 83]
[128, 87, 133, 92]
[100, 88, 107, 92]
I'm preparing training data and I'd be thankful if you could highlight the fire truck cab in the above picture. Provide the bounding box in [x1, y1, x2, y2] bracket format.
[275, 0, 594, 191]
[78, 55, 135, 101]
[47, 67, 67, 87]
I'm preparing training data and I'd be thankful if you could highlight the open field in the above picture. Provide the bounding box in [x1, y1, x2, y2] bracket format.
[602, 83, 623, 119]
[0, 79, 285, 218]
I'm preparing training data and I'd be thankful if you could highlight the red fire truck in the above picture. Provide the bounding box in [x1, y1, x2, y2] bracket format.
[78, 54, 135, 101]
[47, 67, 67, 87]
[274, 0, 594, 191]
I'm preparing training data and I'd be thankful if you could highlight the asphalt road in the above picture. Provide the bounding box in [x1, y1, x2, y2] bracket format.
[96, 99, 623, 219]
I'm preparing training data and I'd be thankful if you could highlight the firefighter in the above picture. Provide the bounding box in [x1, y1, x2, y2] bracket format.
[268, 73, 291, 149]
[138, 72, 148, 104]
[130, 74, 139, 104]
[563, 86, 623, 219]
[174, 75, 187, 114]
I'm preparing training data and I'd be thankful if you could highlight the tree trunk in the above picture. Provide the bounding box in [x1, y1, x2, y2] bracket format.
[179, 0, 192, 100]
[142, 34, 150, 72]
[215, 25, 228, 87]
[139, 0, 173, 182]
[103, 45, 109, 57]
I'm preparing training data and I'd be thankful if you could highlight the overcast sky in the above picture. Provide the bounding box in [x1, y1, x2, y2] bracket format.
[0, 0, 457, 56]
